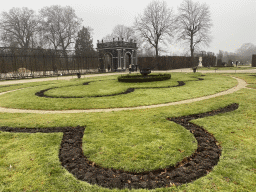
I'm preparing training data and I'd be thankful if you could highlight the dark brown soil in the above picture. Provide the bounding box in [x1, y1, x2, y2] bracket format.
[0, 103, 238, 190]
[35, 87, 136, 98]
[35, 80, 187, 99]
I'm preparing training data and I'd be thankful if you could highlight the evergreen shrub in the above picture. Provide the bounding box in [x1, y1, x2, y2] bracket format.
[118, 74, 171, 83]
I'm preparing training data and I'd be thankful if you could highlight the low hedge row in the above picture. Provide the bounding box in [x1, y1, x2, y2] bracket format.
[118, 74, 171, 83]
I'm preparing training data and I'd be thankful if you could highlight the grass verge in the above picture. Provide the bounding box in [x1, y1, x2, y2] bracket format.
[0, 73, 237, 110]
[0, 73, 255, 191]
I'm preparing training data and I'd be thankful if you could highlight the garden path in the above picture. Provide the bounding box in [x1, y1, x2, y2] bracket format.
[0, 68, 255, 86]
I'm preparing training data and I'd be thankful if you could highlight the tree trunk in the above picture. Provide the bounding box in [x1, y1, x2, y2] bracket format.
[190, 34, 195, 68]
[155, 43, 159, 70]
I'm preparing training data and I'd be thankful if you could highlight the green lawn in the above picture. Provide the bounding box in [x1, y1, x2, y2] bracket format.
[231, 74, 256, 89]
[0, 73, 237, 110]
[0, 73, 255, 191]
[0, 80, 61, 93]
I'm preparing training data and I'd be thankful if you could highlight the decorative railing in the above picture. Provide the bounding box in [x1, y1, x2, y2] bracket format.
[97, 41, 137, 49]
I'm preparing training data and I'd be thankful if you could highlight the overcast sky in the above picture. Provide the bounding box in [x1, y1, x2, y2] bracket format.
[1, 0, 255, 55]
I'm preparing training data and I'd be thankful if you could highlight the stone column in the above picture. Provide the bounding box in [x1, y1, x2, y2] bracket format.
[134, 50, 137, 66]
[117, 49, 121, 69]
[131, 50, 134, 65]
[122, 49, 125, 69]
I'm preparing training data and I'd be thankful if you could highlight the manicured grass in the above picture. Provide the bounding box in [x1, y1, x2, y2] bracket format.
[0, 80, 61, 93]
[0, 73, 237, 110]
[0, 73, 255, 191]
[247, 84, 256, 89]
[0, 132, 69, 191]
[231, 73, 256, 89]
[82, 110, 197, 172]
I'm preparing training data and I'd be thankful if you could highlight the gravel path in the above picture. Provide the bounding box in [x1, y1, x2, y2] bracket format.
[0, 75, 248, 114]
[0, 68, 255, 86]
[0, 72, 129, 86]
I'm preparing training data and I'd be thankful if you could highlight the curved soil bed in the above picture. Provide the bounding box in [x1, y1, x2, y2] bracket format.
[0, 103, 238, 189]
[35, 80, 187, 99]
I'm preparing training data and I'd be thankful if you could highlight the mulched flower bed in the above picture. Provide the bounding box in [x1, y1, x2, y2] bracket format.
[35, 80, 187, 99]
[0, 103, 238, 190]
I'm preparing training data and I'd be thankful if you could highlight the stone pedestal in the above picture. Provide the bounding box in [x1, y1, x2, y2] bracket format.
[198, 57, 203, 67]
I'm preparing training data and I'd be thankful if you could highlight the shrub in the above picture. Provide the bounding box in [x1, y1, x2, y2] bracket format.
[252, 55, 256, 67]
[217, 59, 222, 67]
[118, 74, 171, 83]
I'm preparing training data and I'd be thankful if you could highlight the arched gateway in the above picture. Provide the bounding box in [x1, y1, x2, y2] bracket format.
[97, 38, 138, 72]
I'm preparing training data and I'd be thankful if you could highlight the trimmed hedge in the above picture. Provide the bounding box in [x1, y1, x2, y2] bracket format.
[217, 59, 222, 67]
[252, 55, 256, 67]
[138, 56, 199, 70]
[118, 74, 171, 83]
[202, 56, 216, 67]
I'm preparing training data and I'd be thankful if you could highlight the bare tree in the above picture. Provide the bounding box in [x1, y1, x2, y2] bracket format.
[39, 5, 82, 73]
[235, 43, 256, 64]
[112, 25, 135, 41]
[176, 0, 213, 67]
[138, 46, 156, 57]
[217, 50, 224, 60]
[102, 25, 136, 42]
[39, 5, 82, 51]
[102, 34, 114, 42]
[134, 0, 176, 59]
[0, 7, 39, 48]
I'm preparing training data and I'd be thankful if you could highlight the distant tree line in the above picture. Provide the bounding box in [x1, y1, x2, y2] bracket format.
[216, 43, 256, 66]
[0, 0, 216, 71]
[0, 5, 96, 57]
[235, 43, 256, 64]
